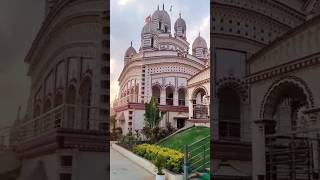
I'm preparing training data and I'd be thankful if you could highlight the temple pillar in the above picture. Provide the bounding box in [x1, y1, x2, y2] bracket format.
[160, 88, 166, 105]
[173, 88, 178, 106]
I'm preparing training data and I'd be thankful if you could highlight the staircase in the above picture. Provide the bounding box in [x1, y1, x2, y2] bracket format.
[183, 136, 210, 180]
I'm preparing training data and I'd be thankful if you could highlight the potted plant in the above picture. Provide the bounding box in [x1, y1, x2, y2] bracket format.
[154, 154, 166, 180]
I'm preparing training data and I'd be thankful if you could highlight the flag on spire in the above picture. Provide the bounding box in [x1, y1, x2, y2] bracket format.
[145, 15, 151, 23]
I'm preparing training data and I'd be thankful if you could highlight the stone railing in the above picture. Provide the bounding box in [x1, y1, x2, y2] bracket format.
[113, 95, 188, 109]
[16, 104, 107, 143]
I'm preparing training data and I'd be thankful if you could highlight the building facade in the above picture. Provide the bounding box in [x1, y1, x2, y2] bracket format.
[113, 5, 210, 134]
[10, 1, 109, 180]
[211, 0, 320, 179]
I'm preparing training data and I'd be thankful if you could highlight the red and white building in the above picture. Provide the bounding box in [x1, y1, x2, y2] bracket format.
[113, 5, 210, 134]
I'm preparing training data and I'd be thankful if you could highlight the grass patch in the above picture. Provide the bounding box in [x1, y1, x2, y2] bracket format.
[158, 126, 210, 151]
[158, 126, 210, 172]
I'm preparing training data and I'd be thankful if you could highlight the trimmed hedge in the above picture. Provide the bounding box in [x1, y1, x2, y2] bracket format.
[133, 144, 184, 173]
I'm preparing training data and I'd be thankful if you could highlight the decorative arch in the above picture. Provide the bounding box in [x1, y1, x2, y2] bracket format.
[192, 86, 208, 99]
[216, 77, 248, 102]
[260, 76, 314, 120]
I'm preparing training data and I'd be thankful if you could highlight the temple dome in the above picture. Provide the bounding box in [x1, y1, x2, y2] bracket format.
[124, 43, 137, 58]
[192, 34, 207, 50]
[174, 14, 186, 32]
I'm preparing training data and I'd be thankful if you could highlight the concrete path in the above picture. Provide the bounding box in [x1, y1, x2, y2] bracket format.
[110, 147, 155, 180]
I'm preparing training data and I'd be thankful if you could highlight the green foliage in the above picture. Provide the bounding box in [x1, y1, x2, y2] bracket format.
[159, 126, 209, 151]
[133, 144, 184, 173]
[144, 97, 165, 128]
[141, 123, 177, 144]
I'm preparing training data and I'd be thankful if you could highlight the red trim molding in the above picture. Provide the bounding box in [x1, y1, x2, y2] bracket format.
[114, 103, 188, 112]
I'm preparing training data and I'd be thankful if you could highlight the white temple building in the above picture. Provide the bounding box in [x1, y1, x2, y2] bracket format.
[113, 5, 210, 134]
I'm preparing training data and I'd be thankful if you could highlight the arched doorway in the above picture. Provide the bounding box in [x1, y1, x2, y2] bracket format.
[262, 80, 312, 134]
[192, 87, 208, 119]
[152, 85, 161, 104]
[261, 78, 314, 180]
[218, 87, 240, 141]
[166, 86, 174, 105]
[79, 77, 92, 130]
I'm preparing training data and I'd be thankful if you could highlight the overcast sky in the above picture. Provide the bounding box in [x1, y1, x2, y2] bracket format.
[110, 0, 210, 105]
[0, 0, 44, 127]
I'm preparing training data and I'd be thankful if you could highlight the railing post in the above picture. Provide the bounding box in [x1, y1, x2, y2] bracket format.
[184, 145, 189, 180]
[203, 144, 205, 172]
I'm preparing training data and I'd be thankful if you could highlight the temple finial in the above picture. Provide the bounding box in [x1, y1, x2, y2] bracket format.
[179, 12, 181, 18]
[163, 3, 164, 10]
[199, 31, 200, 37]
[157, 5, 159, 10]
[130, 41, 132, 47]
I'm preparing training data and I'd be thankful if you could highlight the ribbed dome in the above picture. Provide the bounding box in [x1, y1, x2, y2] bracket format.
[159, 10, 171, 27]
[124, 43, 137, 58]
[152, 5, 171, 30]
[192, 34, 207, 50]
[141, 21, 155, 35]
[174, 15, 186, 32]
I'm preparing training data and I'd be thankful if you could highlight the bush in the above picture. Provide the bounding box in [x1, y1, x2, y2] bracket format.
[133, 144, 184, 173]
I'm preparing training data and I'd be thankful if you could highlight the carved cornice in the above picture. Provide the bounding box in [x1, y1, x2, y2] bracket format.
[246, 53, 320, 84]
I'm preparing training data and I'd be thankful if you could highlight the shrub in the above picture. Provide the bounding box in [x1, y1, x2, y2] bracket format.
[133, 144, 184, 173]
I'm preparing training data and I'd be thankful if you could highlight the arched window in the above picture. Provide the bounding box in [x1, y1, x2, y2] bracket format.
[218, 87, 240, 141]
[66, 85, 77, 128]
[43, 99, 52, 113]
[34, 103, 41, 118]
[79, 77, 92, 130]
[151, 37, 154, 47]
[152, 85, 161, 104]
[166, 86, 174, 105]
[178, 88, 186, 106]
[54, 91, 63, 107]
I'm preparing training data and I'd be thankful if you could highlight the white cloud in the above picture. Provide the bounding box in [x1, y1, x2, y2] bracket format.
[118, 0, 135, 6]
[188, 15, 210, 47]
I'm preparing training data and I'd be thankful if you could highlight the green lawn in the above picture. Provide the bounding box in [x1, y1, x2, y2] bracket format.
[158, 126, 210, 151]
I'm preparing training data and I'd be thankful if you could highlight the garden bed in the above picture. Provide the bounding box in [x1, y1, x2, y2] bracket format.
[111, 143, 183, 180]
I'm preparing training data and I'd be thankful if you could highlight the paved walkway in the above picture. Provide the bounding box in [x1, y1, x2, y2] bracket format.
[110, 147, 155, 180]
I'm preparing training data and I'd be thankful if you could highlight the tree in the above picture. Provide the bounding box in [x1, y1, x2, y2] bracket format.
[110, 114, 116, 133]
[144, 97, 165, 129]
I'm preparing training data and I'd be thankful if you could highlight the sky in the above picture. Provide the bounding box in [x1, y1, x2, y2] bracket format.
[110, 0, 210, 106]
[0, 0, 44, 127]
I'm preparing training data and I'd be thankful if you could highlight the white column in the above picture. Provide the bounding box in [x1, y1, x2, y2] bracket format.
[173, 88, 178, 106]
[252, 120, 267, 180]
[189, 99, 193, 119]
[160, 88, 166, 105]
